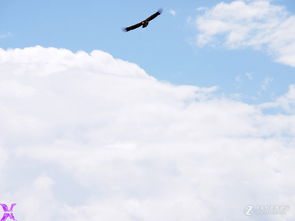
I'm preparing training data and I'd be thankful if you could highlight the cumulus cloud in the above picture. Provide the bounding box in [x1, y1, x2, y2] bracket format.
[260, 84, 295, 113]
[195, 0, 295, 67]
[0, 46, 295, 221]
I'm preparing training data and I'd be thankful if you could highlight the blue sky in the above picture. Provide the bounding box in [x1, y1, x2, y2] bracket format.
[1, 0, 294, 103]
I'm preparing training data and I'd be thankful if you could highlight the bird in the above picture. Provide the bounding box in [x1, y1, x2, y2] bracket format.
[123, 9, 162, 32]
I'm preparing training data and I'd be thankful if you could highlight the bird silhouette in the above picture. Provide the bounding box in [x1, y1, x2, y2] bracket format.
[123, 9, 162, 32]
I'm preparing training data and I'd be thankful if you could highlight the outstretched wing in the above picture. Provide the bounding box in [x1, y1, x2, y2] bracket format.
[123, 22, 142, 32]
[145, 9, 162, 22]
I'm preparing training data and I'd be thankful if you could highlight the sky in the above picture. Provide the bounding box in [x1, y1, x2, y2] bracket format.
[0, 0, 294, 102]
[0, 0, 295, 221]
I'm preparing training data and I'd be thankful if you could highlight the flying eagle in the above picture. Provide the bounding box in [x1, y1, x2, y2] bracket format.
[123, 9, 162, 32]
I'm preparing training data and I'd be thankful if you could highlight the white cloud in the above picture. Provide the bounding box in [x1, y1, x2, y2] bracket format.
[0, 146, 8, 190]
[196, 7, 207, 12]
[260, 84, 295, 113]
[169, 9, 176, 16]
[0, 46, 295, 221]
[195, 0, 295, 67]
[260, 77, 273, 91]
[234, 73, 254, 89]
